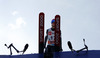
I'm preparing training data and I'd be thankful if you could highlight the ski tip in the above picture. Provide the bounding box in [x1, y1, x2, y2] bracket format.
[55, 15, 60, 17]
[39, 12, 44, 15]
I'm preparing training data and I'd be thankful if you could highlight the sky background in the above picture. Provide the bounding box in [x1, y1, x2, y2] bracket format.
[0, 0, 100, 55]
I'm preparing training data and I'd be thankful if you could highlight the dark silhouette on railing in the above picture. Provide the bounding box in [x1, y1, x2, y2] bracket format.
[5, 43, 29, 55]
[67, 39, 88, 53]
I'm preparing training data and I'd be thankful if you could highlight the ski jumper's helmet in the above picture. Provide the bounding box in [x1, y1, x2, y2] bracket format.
[51, 19, 55, 24]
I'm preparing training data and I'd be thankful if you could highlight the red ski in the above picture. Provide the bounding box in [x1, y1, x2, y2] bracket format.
[39, 12, 45, 53]
[55, 15, 60, 47]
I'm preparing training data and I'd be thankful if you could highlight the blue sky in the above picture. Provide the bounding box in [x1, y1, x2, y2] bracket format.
[0, 0, 100, 55]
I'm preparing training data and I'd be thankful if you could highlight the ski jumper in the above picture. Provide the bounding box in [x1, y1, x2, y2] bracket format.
[44, 28, 62, 53]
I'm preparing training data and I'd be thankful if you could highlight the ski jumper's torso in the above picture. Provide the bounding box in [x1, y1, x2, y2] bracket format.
[47, 28, 55, 46]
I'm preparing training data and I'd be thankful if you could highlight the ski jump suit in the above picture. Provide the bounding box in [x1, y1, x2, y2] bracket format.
[44, 28, 62, 53]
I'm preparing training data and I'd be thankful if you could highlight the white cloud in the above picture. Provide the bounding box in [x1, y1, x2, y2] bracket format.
[8, 17, 26, 30]
[16, 17, 26, 28]
[12, 11, 18, 16]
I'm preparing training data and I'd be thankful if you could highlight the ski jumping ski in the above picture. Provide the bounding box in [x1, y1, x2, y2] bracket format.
[39, 12, 45, 53]
[55, 15, 61, 47]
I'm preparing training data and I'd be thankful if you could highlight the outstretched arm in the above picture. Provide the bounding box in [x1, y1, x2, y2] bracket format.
[8, 43, 19, 53]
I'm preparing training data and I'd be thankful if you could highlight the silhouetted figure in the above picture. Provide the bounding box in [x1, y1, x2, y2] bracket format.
[5, 43, 29, 55]
[67, 39, 88, 53]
